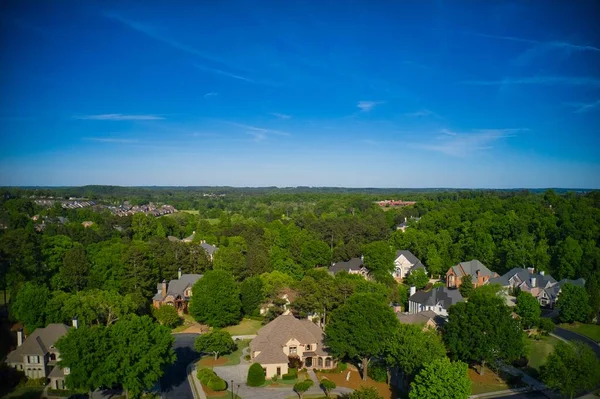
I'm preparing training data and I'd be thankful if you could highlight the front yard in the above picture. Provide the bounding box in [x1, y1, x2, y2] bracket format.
[316, 367, 395, 399]
[559, 322, 600, 343]
[222, 318, 262, 336]
[197, 339, 251, 367]
[468, 366, 514, 395]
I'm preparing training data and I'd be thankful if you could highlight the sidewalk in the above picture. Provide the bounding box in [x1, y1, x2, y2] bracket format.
[187, 364, 207, 399]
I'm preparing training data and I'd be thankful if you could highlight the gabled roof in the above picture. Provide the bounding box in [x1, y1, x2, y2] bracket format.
[152, 274, 203, 301]
[488, 267, 557, 289]
[251, 315, 328, 364]
[200, 242, 218, 255]
[397, 310, 445, 327]
[395, 250, 420, 265]
[409, 287, 464, 309]
[450, 259, 494, 281]
[329, 258, 364, 274]
[6, 323, 70, 362]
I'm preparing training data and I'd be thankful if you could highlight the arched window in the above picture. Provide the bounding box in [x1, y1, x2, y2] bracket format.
[318, 357, 323, 367]
[325, 358, 331, 367]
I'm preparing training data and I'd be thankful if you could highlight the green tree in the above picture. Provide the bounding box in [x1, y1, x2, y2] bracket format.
[11, 282, 50, 331]
[213, 245, 247, 280]
[541, 341, 600, 399]
[122, 243, 157, 299]
[300, 239, 331, 269]
[348, 386, 383, 399]
[240, 276, 265, 316]
[152, 305, 182, 328]
[194, 330, 237, 360]
[404, 269, 428, 290]
[554, 237, 583, 280]
[293, 379, 313, 399]
[41, 235, 74, 277]
[557, 283, 592, 323]
[247, 363, 265, 387]
[107, 315, 176, 398]
[384, 323, 446, 384]
[56, 325, 115, 397]
[189, 270, 242, 327]
[409, 358, 471, 399]
[586, 273, 600, 321]
[444, 285, 524, 374]
[537, 318, 555, 335]
[515, 291, 541, 329]
[458, 275, 474, 298]
[60, 245, 89, 292]
[132, 213, 157, 241]
[325, 294, 400, 381]
[320, 378, 336, 397]
[362, 241, 395, 274]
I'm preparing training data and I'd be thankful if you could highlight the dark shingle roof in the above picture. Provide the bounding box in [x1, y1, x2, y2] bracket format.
[397, 310, 445, 327]
[200, 242, 218, 255]
[329, 258, 364, 274]
[6, 324, 69, 362]
[450, 259, 494, 282]
[152, 274, 202, 301]
[395, 250, 420, 265]
[409, 287, 464, 309]
[488, 267, 557, 289]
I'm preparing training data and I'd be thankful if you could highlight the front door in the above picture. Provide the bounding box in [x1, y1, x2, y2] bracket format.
[305, 357, 312, 367]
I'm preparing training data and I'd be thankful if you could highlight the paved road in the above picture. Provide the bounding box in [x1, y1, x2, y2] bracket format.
[161, 334, 200, 399]
[552, 327, 600, 358]
[493, 392, 548, 399]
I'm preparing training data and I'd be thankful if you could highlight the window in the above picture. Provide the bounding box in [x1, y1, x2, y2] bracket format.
[318, 357, 323, 367]
[305, 345, 311, 351]
[289, 346, 297, 354]
[276, 367, 281, 376]
[325, 358, 331, 367]
[27, 356, 40, 364]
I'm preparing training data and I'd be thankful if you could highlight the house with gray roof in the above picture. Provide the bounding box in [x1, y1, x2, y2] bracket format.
[393, 250, 426, 281]
[328, 257, 369, 278]
[446, 259, 497, 289]
[397, 310, 445, 330]
[408, 286, 464, 316]
[199, 240, 218, 261]
[152, 269, 203, 313]
[250, 314, 336, 378]
[6, 322, 72, 389]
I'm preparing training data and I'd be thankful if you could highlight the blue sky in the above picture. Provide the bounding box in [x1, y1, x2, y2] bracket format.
[1, 1, 599, 188]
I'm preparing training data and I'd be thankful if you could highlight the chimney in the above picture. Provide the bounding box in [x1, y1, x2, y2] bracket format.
[201, 239, 205, 244]
[178, 268, 182, 279]
[17, 328, 24, 346]
[530, 277, 537, 288]
[409, 286, 416, 297]
[540, 271, 545, 276]
[360, 255, 364, 262]
[162, 279, 167, 298]
[527, 267, 535, 274]
[72, 317, 78, 329]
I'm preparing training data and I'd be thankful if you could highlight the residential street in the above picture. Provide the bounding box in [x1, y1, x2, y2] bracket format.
[161, 334, 200, 399]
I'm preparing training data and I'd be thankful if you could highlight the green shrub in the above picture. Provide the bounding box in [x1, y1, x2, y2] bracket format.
[337, 362, 348, 372]
[282, 369, 297, 381]
[288, 367, 298, 377]
[197, 368, 214, 384]
[367, 362, 387, 382]
[207, 375, 227, 391]
[247, 363, 265, 386]
[538, 318, 555, 335]
[152, 305, 182, 328]
[18, 377, 46, 387]
[47, 389, 84, 397]
[321, 378, 336, 396]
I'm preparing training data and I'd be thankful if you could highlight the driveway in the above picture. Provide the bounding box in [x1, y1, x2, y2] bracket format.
[552, 326, 600, 358]
[161, 333, 200, 399]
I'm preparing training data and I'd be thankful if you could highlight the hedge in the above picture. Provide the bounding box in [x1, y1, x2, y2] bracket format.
[247, 363, 265, 387]
[197, 367, 227, 391]
[47, 389, 83, 397]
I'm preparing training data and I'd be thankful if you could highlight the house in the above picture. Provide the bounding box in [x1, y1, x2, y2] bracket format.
[152, 269, 202, 313]
[397, 310, 445, 331]
[259, 288, 297, 316]
[408, 286, 464, 316]
[328, 257, 369, 278]
[487, 267, 585, 307]
[392, 250, 426, 281]
[446, 259, 497, 289]
[199, 240, 218, 261]
[6, 321, 74, 389]
[250, 314, 336, 378]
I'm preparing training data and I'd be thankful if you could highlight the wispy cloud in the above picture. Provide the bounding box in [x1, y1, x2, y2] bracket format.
[247, 132, 267, 142]
[461, 76, 600, 87]
[194, 64, 254, 83]
[204, 92, 218, 98]
[465, 31, 600, 53]
[568, 100, 600, 114]
[86, 137, 138, 144]
[412, 128, 523, 157]
[270, 112, 291, 119]
[357, 101, 383, 112]
[404, 109, 440, 118]
[74, 114, 165, 121]
[229, 122, 290, 137]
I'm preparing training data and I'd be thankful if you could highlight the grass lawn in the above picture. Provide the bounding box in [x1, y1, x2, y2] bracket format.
[560, 323, 600, 343]
[204, 218, 220, 225]
[171, 314, 200, 333]
[198, 339, 251, 367]
[1, 386, 44, 399]
[222, 319, 262, 336]
[180, 210, 199, 215]
[527, 335, 561, 374]
[316, 369, 394, 399]
[469, 367, 512, 395]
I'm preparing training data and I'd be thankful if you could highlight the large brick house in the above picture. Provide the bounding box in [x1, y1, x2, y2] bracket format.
[446, 259, 497, 289]
[152, 269, 202, 313]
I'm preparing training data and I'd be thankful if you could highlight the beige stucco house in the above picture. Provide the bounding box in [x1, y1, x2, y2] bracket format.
[250, 314, 336, 378]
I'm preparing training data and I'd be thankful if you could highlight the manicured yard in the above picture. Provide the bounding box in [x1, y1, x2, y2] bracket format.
[469, 367, 513, 395]
[2, 386, 44, 399]
[560, 323, 600, 343]
[172, 314, 207, 334]
[316, 368, 394, 399]
[527, 335, 561, 372]
[198, 339, 251, 367]
[222, 318, 262, 336]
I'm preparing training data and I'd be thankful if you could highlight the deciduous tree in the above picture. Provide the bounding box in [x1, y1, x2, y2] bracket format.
[557, 283, 591, 323]
[404, 269, 428, 290]
[11, 282, 50, 331]
[152, 305, 182, 328]
[240, 276, 265, 316]
[515, 291, 541, 329]
[60, 245, 89, 292]
[409, 358, 471, 399]
[194, 330, 237, 360]
[189, 270, 241, 327]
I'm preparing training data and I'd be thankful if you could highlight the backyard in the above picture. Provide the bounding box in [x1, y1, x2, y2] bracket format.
[559, 323, 600, 343]
[222, 318, 262, 336]
[526, 335, 561, 375]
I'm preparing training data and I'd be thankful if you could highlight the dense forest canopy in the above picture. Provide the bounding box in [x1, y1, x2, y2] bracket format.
[1, 186, 599, 320]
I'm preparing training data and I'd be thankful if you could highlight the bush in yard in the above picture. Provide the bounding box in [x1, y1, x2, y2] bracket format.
[321, 378, 336, 397]
[288, 355, 304, 369]
[247, 363, 265, 387]
[367, 362, 387, 382]
[152, 305, 182, 328]
[197, 368, 214, 384]
[282, 367, 298, 380]
[349, 386, 383, 399]
[207, 375, 227, 391]
[337, 362, 348, 372]
[537, 318, 555, 335]
[293, 380, 314, 399]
